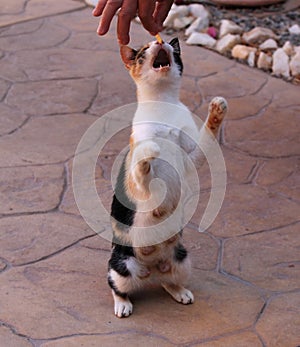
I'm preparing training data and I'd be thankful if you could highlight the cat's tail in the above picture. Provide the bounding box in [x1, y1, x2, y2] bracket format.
[130, 140, 160, 189]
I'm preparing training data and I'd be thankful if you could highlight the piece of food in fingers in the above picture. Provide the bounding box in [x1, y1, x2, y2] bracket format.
[155, 33, 163, 44]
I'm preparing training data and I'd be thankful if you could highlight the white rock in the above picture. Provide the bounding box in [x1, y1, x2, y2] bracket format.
[175, 4, 189, 17]
[215, 34, 241, 54]
[219, 19, 243, 38]
[188, 4, 209, 19]
[288, 24, 300, 35]
[248, 51, 256, 67]
[257, 52, 272, 70]
[282, 41, 294, 56]
[163, 5, 189, 28]
[173, 16, 194, 29]
[290, 51, 300, 76]
[272, 48, 290, 78]
[232, 44, 257, 60]
[294, 46, 300, 54]
[259, 38, 278, 51]
[163, 9, 178, 27]
[186, 32, 216, 48]
[185, 16, 209, 36]
[243, 27, 277, 44]
[134, 16, 141, 24]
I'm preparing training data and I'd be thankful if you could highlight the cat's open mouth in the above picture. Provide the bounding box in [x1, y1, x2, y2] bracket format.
[152, 49, 171, 71]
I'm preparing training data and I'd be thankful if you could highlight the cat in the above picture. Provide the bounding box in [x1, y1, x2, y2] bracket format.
[107, 37, 228, 318]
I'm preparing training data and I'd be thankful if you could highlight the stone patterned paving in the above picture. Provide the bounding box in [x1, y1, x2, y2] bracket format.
[0, 1, 299, 346]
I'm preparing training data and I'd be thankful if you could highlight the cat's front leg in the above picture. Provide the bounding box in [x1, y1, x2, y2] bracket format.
[206, 96, 228, 137]
[189, 97, 228, 168]
[130, 140, 160, 192]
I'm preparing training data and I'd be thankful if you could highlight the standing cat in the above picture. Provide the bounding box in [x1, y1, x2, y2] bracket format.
[108, 38, 228, 318]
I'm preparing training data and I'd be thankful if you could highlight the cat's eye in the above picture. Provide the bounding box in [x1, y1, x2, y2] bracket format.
[136, 46, 149, 62]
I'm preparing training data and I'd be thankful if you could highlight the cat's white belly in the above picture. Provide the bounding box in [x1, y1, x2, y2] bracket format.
[132, 102, 199, 144]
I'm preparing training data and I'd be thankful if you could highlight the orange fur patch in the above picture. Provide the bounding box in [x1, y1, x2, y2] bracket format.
[127, 173, 151, 201]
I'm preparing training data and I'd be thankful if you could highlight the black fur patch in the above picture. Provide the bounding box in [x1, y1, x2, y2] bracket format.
[136, 48, 147, 59]
[111, 153, 136, 228]
[169, 38, 181, 55]
[109, 244, 134, 277]
[173, 52, 183, 75]
[169, 38, 183, 75]
[174, 243, 187, 262]
[107, 275, 128, 299]
[136, 45, 149, 62]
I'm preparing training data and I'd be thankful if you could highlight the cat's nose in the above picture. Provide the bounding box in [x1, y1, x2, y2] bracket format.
[155, 41, 164, 45]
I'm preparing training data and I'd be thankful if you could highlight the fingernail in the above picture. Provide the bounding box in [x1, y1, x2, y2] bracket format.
[118, 37, 129, 45]
[97, 26, 104, 35]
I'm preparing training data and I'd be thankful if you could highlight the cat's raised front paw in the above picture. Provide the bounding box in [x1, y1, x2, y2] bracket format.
[206, 96, 228, 134]
[209, 97, 228, 121]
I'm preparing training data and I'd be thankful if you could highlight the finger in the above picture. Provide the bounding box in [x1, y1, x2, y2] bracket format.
[117, 0, 138, 45]
[138, 0, 160, 35]
[153, 0, 174, 28]
[97, 0, 123, 35]
[93, 0, 107, 16]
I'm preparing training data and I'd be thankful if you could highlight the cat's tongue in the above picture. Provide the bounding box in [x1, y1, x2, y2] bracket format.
[153, 49, 170, 70]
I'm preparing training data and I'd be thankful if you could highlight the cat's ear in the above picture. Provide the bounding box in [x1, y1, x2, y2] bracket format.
[120, 46, 137, 69]
[169, 38, 181, 55]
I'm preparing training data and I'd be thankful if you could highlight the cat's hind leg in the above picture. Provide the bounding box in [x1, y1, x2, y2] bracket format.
[108, 248, 150, 318]
[161, 243, 194, 305]
[108, 266, 134, 318]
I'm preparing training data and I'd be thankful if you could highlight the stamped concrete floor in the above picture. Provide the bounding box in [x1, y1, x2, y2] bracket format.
[0, 1, 299, 346]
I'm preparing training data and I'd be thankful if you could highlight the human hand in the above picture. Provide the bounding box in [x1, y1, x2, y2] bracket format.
[93, 0, 174, 45]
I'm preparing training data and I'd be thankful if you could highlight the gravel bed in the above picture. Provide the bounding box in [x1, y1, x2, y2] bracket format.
[207, 2, 300, 46]
[163, 1, 300, 83]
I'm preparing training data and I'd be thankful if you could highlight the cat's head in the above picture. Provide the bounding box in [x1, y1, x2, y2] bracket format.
[120, 38, 183, 85]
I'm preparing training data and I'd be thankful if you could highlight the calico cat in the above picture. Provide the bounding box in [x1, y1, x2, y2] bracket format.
[108, 38, 228, 318]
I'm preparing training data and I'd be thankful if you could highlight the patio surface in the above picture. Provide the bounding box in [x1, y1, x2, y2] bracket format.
[0, 1, 299, 346]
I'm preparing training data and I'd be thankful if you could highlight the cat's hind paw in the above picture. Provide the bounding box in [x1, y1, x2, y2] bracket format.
[178, 288, 194, 304]
[113, 296, 133, 318]
[162, 283, 194, 305]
